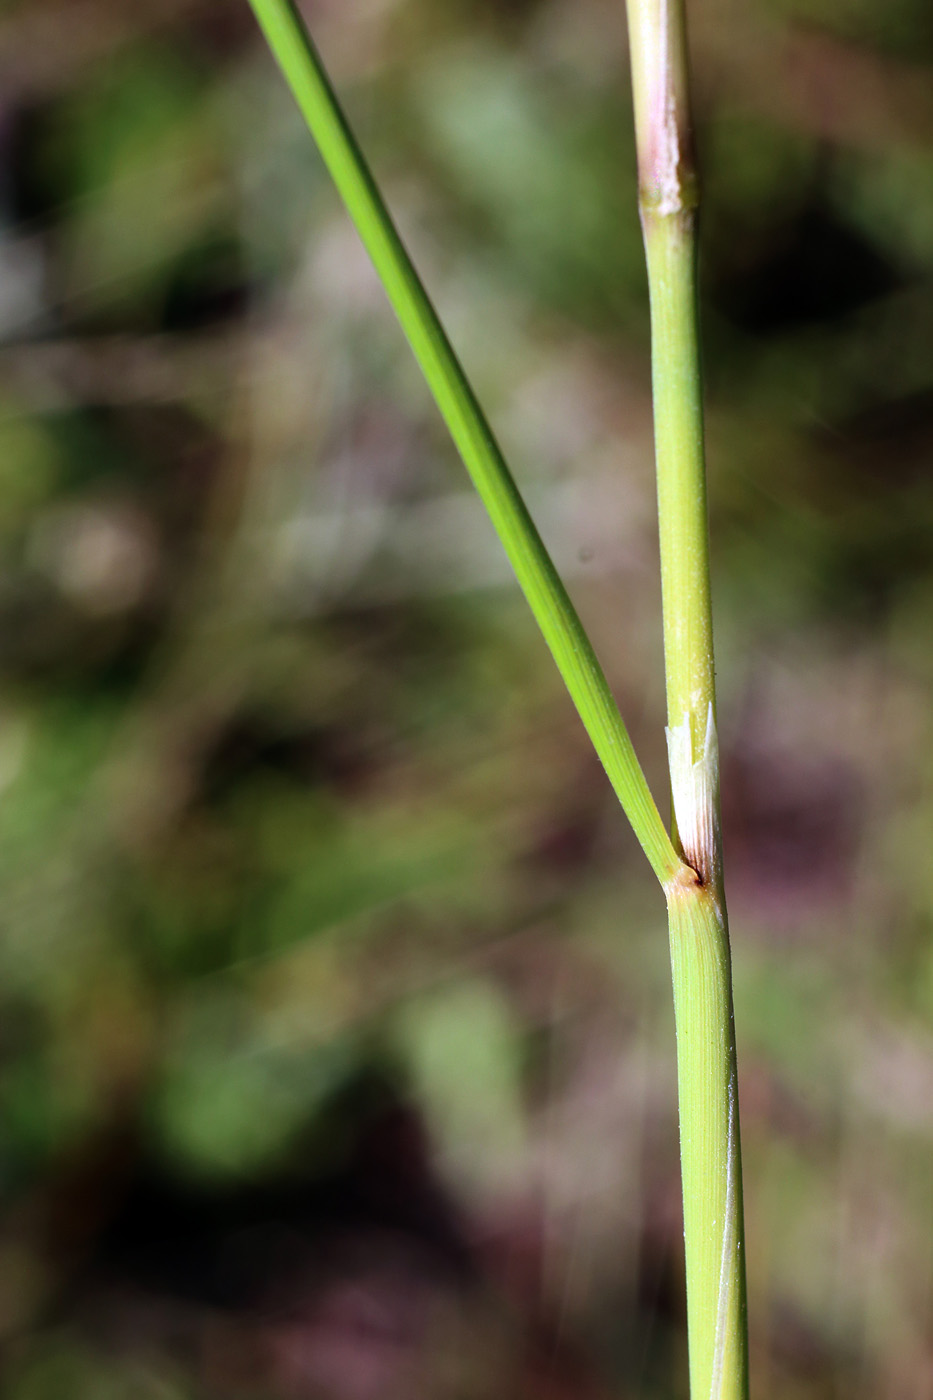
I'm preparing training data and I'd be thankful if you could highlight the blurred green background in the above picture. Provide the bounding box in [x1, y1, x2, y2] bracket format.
[0, 0, 932, 1395]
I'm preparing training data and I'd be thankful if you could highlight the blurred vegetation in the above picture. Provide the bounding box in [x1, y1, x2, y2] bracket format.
[1, 0, 933, 1395]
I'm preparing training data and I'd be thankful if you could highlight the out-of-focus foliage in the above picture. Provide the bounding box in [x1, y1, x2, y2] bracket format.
[1, 0, 933, 1395]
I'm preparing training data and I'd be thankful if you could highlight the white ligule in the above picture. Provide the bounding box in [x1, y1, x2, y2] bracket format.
[666, 702, 719, 884]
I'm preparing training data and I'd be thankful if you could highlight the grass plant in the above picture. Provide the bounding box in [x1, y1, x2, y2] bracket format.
[245, 0, 750, 1394]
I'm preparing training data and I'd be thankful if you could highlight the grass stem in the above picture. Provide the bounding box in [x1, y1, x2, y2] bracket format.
[625, 0, 750, 1394]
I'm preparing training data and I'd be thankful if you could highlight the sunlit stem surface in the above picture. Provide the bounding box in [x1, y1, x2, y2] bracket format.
[626, 0, 750, 1395]
[246, 0, 686, 887]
